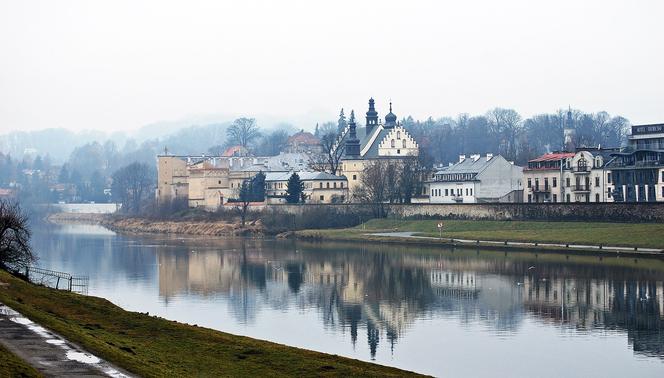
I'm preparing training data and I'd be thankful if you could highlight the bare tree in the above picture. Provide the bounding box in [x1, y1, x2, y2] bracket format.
[111, 162, 155, 214]
[227, 118, 261, 149]
[309, 132, 344, 175]
[0, 200, 34, 269]
[353, 160, 389, 217]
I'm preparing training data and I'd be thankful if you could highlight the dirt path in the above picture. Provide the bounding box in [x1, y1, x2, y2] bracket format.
[0, 302, 133, 377]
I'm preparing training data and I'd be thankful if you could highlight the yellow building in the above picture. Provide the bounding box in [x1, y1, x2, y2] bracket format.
[157, 152, 312, 209]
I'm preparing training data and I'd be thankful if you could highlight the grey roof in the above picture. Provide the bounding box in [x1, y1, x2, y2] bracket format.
[434, 155, 497, 175]
[227, 152, 310, 172]
[339, 124, 390, 159]
[265, 171, 346, 182]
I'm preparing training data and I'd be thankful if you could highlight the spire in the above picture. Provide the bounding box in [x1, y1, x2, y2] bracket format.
[365, 97, 379, 134]
[345, 109, 361, 157]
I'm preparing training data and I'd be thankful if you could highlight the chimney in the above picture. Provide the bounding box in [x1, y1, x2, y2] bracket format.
[486, 153, 493, 161]
[459, 154, 466, 162]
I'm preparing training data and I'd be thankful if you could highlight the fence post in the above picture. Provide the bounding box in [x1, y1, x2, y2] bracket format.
[69, 277, 72, 292]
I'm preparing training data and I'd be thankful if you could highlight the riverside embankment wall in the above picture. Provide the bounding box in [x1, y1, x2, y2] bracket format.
[269, 203, 664, 222]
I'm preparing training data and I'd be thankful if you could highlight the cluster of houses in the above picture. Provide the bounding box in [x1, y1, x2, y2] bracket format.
[157, 99, 664, 209]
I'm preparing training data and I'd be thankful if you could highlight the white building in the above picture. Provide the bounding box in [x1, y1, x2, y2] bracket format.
[428, 154, 523, 203]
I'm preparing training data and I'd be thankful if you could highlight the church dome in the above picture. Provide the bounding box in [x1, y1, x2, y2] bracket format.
[384, 102, 397, 127]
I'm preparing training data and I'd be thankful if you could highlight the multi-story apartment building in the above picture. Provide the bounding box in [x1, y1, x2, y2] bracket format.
[428, 154, 523, 203]
[523, 149, 615, 203]
[607, 123, 664, 202]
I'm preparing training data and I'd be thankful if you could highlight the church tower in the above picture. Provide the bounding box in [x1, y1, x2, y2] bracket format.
[365, 98, 379, 134]
[563, 106, 576, 151]
[345, 110, 361, 157]
[384, 101, 397, 128]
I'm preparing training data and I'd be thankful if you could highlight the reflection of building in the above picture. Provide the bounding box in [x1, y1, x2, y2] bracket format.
[154, 241, 664, 360]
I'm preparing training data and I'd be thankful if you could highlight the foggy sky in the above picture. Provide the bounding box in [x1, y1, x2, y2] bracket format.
[1, 0, 663, 133]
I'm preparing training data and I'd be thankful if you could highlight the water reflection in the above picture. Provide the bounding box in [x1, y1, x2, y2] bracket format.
[32, 224, 664, 376]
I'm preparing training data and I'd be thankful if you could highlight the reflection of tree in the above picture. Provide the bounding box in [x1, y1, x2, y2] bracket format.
[151, 238, 664, 360]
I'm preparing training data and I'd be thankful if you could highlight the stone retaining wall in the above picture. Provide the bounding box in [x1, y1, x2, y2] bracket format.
[268, 203, 664, 222]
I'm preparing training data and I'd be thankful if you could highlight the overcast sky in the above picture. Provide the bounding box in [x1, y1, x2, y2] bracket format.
[1, 0, 663, 133]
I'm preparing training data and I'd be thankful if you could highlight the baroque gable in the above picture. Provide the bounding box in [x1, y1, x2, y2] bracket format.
[376, 125, 419, 157]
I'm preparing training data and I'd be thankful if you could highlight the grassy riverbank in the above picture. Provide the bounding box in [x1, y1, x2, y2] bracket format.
[0, 343, 42, 378]
[297, 219, 664, 249]
[0, 270, 417, 377]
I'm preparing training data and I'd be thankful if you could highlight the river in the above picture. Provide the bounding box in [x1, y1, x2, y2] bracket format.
[31, 223, 664, 377]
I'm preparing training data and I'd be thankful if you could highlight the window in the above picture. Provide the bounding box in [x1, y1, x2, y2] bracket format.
[553, 194, 557, 202]
[465, 188, 469, 196]
[352, 175, 357, 180]
[218, 180, 221, 184]
[445, 189, 449, 196]
[535, 179, 539, 190]
[333, 182, 337, 188]
[470, 188, 473, 196]
[319, 182, 323, 188]
[566, 177, 570, 187]
[595, 177, 600, 187]
[608, 189, 612, 198]
[527, 178, 531, 188]
[397, 131, 401, 139]
[661, 171, 664, 182]
[340, 182, 344, 188]
[608, 173, 612, 184]
[397, 149, 401, 154]
[391, 139, 395, 147]
[566, 194, 570, 202]
[528, 194, 532, 203]
[320, 195, 324, 201]
[326, 182, 330, 189]
[402, 140, 406, 148]
[595, 193, 600, 202]
[553, 178, 557, 188]
[544, 178, 549, 189]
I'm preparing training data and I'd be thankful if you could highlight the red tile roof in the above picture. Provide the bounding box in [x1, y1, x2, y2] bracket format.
[528, 152, 575, 163]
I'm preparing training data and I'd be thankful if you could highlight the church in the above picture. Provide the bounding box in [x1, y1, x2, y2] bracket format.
[336, 98, 420, 192]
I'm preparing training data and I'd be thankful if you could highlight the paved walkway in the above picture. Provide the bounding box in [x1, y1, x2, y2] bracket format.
[368, 232, 664, 254]
[0, 302, 133, 377]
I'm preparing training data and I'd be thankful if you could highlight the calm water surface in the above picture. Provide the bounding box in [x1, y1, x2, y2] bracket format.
[32, 223, 664, 377]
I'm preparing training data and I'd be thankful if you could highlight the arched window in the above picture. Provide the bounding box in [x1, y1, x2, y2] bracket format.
[402, 139, 406, 148]
[397, 131, 401, 139]
[391, 139, 395, 148]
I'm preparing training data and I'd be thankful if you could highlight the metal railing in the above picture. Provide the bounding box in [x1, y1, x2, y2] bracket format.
[22, 266, 89, 295]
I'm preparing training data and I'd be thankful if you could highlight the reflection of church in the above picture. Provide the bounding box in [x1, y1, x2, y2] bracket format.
[154, 241, 664, 360]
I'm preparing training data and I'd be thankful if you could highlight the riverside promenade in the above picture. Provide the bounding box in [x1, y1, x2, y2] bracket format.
[0, 302, 132, 377]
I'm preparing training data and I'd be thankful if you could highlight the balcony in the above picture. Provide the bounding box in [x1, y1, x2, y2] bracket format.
[571, 185, 590, 192]
[573, 167, 590, 174]
[531, 186, 551, 193]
